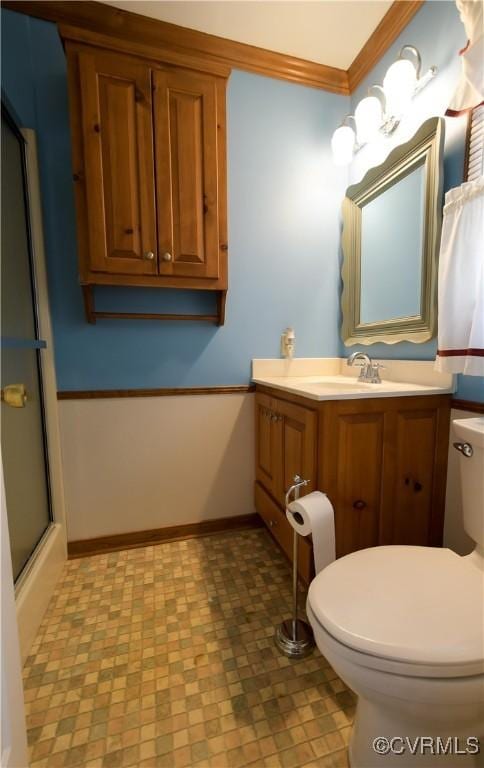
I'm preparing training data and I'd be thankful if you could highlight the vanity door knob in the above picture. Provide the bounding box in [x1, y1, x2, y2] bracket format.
[162, 252, 172, 262]
[143, 251, 155, 261]
[414, 481, 423, 493]
[269, 520, 277, 528]
[353, 499, 367, 510]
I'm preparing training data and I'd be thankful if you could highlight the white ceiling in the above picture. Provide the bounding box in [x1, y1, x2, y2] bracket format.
[100, 1, 393, 70]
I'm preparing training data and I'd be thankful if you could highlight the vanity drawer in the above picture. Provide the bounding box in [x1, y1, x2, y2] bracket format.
[255, 481, 312, 584]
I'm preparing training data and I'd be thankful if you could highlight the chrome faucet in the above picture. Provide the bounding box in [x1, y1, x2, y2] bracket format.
[347, 352, 384, 384]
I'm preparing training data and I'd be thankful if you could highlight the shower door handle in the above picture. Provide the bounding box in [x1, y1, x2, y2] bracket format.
[1, 384, 28, 408]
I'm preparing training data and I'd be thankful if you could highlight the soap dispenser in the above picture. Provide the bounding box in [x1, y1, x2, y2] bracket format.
[281, 328, 295, 359]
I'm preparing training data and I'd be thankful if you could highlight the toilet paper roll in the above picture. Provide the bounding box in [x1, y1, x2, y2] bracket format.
[286, 491, 335, 574]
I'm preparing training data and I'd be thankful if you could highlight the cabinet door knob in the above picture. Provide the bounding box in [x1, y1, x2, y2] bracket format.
[269, 519, 277, 528]
[162, 252, 172, 262]
[353, 499, 367, 510]
[143, 251, 155, 261]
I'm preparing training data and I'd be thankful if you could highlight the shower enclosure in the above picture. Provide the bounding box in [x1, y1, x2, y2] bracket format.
[1, 101, 66, 662]
[1, 103, 53, 581]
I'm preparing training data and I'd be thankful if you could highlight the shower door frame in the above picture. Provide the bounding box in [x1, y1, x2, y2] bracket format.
[1, 100, 68, 661]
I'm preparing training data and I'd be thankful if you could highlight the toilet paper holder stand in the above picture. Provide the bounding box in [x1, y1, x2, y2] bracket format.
[275, 475, 315, 659]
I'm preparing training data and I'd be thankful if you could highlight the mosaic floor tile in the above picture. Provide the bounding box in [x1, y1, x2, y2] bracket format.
[24, 529, 355, 767]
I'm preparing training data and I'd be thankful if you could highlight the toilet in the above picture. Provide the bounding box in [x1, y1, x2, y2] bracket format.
[307, 417, 484, 767]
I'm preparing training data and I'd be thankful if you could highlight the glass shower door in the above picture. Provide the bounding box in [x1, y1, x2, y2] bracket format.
[1, 104, 52, 582]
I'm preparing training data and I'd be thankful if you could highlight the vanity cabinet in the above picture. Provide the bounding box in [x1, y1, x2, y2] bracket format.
[255, 388, 451, 577]
[63, 31, 228, 322]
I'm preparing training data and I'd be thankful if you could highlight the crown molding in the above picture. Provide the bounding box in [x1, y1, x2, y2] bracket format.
[2, 0, 424, 95]
[2, 0, 348, 93]
[347, 0, 425, 92]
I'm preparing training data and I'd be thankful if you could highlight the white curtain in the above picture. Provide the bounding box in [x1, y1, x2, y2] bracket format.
[446, 0, 484, 115]
[435, 177, 484, 376]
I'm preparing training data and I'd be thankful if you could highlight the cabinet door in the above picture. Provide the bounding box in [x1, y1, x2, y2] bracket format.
[273, 398, 317, 507]
[322, 404, 384, 557]
[255, 393, 278, 499]
[381, 404, 449, 546]
[153, 69, 220, 279]
[78, 50, 157, 275]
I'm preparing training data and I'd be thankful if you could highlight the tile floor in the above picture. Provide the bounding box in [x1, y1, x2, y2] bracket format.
[23, 529, 355, 768]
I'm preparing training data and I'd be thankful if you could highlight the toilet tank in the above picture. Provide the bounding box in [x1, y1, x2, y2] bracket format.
[453, 417, 484, 546]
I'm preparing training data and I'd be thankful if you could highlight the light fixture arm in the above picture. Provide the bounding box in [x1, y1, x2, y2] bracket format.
[367, 85, 387, 115]
[341, 114, 357, 131]
[398, 45, 422, 78]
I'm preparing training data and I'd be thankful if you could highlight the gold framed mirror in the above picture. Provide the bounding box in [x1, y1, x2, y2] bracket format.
[341, 116, 445, 346]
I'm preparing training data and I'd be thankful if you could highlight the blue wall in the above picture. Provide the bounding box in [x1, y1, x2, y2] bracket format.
[2, 5, 483, 402]
[344, 0, 484, 402]
[1, 10, 348, 389]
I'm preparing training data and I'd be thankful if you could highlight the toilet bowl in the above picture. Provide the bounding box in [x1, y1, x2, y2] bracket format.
[307, 417, 484, 767]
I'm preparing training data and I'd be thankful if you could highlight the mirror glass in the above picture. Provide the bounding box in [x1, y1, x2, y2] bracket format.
[360, 163, 425, 324]
[341, 117, 444, 346]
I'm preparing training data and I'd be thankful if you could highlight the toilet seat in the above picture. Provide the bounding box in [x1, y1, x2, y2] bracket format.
[307, 545, 484, 677]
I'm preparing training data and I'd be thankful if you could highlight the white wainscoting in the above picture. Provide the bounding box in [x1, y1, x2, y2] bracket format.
[443, 408, 477, 556]
[59, 393, 255, 541]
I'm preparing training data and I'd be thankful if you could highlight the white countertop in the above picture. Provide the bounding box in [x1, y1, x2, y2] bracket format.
[252, 359, 455, 402]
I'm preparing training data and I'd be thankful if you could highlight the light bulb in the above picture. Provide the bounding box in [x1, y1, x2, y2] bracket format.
[354, 96, 383, 144]
[331, 124, 355, 165]
[383, 58, 418, 116]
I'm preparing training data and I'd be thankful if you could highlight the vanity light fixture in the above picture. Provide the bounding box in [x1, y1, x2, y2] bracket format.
[331, 115, 357, 166]
[354, 86, 386, 144]
[331, 45, 437, 165]
[383, 45, 422, 116]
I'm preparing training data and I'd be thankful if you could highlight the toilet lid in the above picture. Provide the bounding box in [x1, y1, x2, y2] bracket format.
[308, 546, 484, 670]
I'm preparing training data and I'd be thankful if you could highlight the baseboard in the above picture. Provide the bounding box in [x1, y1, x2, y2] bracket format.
[67, 513, 262, 558]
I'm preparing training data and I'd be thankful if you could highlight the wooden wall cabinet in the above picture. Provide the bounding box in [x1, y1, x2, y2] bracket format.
[255, 387, 451, 579]
[63, 31, 229, 323]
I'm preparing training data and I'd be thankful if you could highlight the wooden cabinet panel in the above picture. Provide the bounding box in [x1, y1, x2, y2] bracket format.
[323, 405, 384, 557]
[255, 394, 317, 581]
[255, 394, 316, 504]
[154, 69, 220, 280]
[78, 50, 157, 275]
[275, 398, 316, 507]
[381, 404, 449, 547]
[255, 393, 278, 499]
